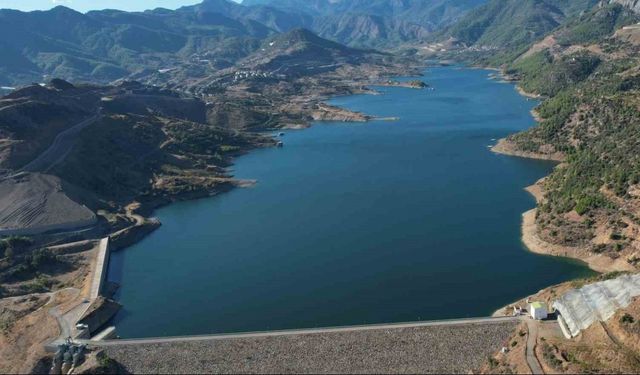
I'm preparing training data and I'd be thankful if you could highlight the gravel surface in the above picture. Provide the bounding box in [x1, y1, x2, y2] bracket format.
[0, 172, 95, 234]
[103, 321, 517, 374]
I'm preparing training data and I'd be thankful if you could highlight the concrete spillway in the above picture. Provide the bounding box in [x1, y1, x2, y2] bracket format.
[89, 238, 111, 299]
[553, 273, 640, 337]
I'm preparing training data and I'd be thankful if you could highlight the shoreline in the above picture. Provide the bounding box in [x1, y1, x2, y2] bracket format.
[109, 65, 589, 330]
[57, 64, 603, 341]
[520, 187, 635, 274]
[112, 67, 431, 246]
[490, 72, 638, 317]
[491, 138, 565, 161]
[91, 69, 429, 338]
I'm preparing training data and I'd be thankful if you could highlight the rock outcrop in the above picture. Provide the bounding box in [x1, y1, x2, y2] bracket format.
[610, 0, 640, 13]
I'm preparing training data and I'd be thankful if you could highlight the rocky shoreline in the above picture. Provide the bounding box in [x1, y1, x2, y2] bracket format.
[491, 138, 564, 162]
[489, 74, 638, 318]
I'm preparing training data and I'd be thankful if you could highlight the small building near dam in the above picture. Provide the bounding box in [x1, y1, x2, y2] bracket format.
[529, 302, 548, 320]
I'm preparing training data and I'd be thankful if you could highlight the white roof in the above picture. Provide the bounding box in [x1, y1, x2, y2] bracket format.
[553, 273, 640, 337]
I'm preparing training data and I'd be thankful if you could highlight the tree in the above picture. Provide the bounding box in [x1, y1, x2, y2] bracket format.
[4, 247, 14, 261]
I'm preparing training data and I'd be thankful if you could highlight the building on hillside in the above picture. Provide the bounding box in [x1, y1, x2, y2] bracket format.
[530, 302, 548, 320]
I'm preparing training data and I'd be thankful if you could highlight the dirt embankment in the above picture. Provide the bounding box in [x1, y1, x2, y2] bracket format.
[491, 138, 565, 162]
[519, 178, 636, 274]
[0, 289, 80, 374]
[491, 295, 640, 374]
[311, 103, 370, 122]
[522, 210, 635, 274]
[0, 173, 97, 236]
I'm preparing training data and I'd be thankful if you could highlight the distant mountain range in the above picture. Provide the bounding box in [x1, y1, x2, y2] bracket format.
[1, 0, 638, 86]
[240, 0, 486, 47]
[0, 3, 278, 85]
[0, 0, 485, 86]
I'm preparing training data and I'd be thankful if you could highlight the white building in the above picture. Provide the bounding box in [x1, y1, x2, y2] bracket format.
[530, 302, 548, 320]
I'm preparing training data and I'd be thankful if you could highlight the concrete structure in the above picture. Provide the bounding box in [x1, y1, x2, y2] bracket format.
[91, 317, 520, 374]
[89, 238, 110, 299]
[512, 306, 524, 316]
[557, 315, 572, 340]
[529, 302, 548, 320]
[93, 326, 117, 341]
[553, 273, 640, 337]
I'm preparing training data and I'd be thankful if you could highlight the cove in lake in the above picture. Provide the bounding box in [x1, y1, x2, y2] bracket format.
[108, 66, 594, 338]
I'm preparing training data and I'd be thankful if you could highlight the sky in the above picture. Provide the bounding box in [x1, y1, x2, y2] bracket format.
[0, 0, 241, 13]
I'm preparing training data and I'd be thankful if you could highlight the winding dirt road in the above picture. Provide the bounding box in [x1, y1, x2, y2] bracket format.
[21, 111, 101, 173]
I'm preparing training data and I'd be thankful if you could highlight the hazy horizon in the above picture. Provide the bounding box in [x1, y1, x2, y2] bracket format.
[0, 0, 242, 13]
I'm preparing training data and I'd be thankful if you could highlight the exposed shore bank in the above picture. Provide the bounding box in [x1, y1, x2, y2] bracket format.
[491, 138, 564, 162]
[493, 139, 634, 274]
[521, 188, 635, 274]
[489, 73, 638, 318]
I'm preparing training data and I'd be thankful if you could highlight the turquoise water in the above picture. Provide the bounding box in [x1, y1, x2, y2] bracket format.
[108, 66, 593, 338]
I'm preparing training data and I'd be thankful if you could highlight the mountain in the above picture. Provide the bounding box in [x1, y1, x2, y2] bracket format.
[0, 0, 492, 85]
[241, 0, 488, 47]
[183, 0, 313, 32]
[440, 0, 600, 63]
[239, 28, 371, 75]
[0, 79, 271, 207]
[0, 4, 277, 86]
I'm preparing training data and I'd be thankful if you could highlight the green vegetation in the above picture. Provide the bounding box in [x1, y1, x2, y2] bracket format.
[555, 4, 640, 46]
[487, 356, 499, 369]
[0, 236, 33, 258]
[508, 51, 601, 97]
[0, 0, 489, 84]
[453, 0, 640, 256]
[441, 0, 600, 65]
[21, 275, 54, 294]
[620, 313, 635, 324]
[94, 352, 123, 374]
[541, 342, 563, 370]
[0, 249, 62, 284]
[505, 48, 640, 221]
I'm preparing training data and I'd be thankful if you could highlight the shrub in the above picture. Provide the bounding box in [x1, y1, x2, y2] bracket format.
[620, 313, 635, 324]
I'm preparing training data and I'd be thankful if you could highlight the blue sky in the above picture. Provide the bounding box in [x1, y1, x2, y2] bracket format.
[0, 0, 241, 12]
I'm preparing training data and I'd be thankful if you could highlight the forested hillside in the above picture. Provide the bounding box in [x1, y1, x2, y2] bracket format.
[489, 2, 640, 268]
[438, 0, 600, 64]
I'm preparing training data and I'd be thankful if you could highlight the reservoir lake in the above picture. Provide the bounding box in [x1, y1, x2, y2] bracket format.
[108, 66, 593, 338]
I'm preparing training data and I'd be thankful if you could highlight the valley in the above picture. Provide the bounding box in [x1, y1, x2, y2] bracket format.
[1, 0, 640, 373]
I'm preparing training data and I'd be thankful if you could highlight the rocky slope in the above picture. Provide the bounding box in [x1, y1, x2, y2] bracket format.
[612, 0, 640, 13]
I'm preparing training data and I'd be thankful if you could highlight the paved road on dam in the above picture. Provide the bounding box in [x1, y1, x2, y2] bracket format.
[86, 316, 521, 347]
